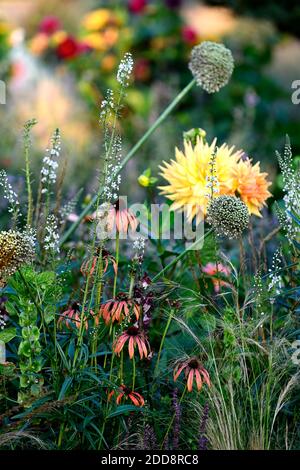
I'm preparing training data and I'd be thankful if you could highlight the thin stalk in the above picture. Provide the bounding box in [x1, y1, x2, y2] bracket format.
[132, 354, 136, 390]
[23, 119, 37, 227]
[60, 78, 196, 245]
[113, 232, 120, 298]
[154, 309, 174, 377]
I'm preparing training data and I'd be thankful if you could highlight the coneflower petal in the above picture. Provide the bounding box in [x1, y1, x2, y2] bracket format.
[194, 369, 203, 391]
[187, 369, 194, 392]
[128, 336, 135, 359]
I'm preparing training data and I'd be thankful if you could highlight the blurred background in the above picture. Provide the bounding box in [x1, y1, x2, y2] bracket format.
[0, 0, 299, 204]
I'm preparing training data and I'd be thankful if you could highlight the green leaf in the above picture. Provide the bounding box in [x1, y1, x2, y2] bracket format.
[199, 313, 216, 332]
[0, 327, 17, 343]
[107, 405, 144, 418]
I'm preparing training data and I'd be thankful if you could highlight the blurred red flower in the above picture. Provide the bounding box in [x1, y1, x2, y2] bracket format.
[56, 36, 81, 60]
[128, 0, 147, 14]
[134, 58, 151, 82]
[39, 16, 61, 36]
[181, 26, 198, 45]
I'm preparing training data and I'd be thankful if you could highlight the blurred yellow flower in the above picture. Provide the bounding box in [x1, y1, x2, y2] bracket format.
[102, 27, 119, 48]
[159, 137, 243, 221]
[51, 30, 68, 46]
[101, 54, 117, 72]
[82, 9, 111, 31]
[0, 21, 9, 35]
[233, 159, 272, 217]
[83, 32, 106, 51]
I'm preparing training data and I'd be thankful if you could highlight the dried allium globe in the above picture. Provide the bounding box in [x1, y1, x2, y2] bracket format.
[207, 196, 250, 239]
[0, 230, 35, 285]
[189, 41, 234, 93]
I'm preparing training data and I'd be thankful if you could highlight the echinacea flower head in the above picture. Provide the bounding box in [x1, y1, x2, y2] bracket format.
[202, 262, 231, 293]
[174, 357, 211, 392]
[57, 303, 89, 331]
[113, 326, 150, 359]
[94, 200, 138, 238]
[232, 159, 272, 217]
[207, 195, 249, 239]
[108, 385, 145, 407]
[81, 248, 117, 278]
[99, 294, 140, 325]
[0, 230, 35, 287]
[159, 137, 243, 222]
[189, 41, 234, 93]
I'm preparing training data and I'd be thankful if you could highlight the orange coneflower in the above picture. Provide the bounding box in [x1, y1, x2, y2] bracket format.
[108, 385, 145, 407]
[113, 326, 150, 359]
[232, 158, 272, 217]
[99, 294, 140, 325]
[112, 199, 138, 234]
[57, 302, 90, 331]
[92, 200, 138, 235]
[174, 357, 211, 392]
[81, 248, 117, 277]
[202, 262, 231, 293]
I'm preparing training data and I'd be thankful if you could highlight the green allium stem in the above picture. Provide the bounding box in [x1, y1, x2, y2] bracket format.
[59, 78, 196, 245]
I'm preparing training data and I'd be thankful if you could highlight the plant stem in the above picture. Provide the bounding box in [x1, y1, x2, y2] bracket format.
[24, 120, 37, 228]
[154, 309, 174, 377]
[60, 79, 196, 245]
[132, 354, 136, 391]
[113, 232, 120, 298]
[152, 229, 212, 282]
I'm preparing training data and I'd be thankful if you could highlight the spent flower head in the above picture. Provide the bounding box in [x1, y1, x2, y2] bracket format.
[207, 195, 249, 239]
[189, 41, 234, 93]
[0, 230, 35, 285]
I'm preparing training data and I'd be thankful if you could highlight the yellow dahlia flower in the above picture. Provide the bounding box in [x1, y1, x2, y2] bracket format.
[232, 159, 272, 217]
[159, 137, 243, 221]
[82, 9, 111, 31]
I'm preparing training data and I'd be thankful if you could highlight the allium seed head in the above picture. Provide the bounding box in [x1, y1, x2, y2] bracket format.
[207, 195, 249, 238]
[0, 230, 35, 285]
[189, 41, 234, 93]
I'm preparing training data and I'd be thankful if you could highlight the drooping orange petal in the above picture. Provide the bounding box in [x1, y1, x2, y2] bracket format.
[187, 369, 194, 392]
[194, 369, 203, 391]
[174, 364, 186, 382]
[128, 336, 135, 359]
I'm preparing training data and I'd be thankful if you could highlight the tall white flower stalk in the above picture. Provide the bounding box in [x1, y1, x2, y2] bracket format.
[36, 129, 61, 227]
[73, 53, 134, 367]
[0, 170, 20, 227]
[276, 137, 300, 244]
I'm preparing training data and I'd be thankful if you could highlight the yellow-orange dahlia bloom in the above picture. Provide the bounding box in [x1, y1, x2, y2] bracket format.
[233, 159, 272, 217]
[159, 137, 243, 221]
[82, 9, 111, 31]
